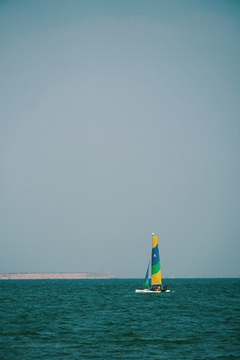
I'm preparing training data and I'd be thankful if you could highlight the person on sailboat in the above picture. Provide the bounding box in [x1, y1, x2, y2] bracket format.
[156, 285, 160, 291]
[162, 284, 167, 291]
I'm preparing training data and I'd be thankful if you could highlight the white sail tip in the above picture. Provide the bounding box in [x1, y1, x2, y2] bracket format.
[152, 233, 154, 235]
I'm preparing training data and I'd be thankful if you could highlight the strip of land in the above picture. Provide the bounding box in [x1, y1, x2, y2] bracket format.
[0, 272, 115, 280]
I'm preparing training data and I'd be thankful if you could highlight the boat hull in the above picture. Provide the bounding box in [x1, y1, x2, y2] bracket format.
[135, 289, 172, 293]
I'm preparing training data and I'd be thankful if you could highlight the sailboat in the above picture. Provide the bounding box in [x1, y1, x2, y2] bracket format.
[135, 233, 172, 293]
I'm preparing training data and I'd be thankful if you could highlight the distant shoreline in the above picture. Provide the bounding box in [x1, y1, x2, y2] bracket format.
[0, 272, 115, 280]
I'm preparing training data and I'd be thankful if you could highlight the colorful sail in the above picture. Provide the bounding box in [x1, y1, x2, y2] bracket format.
[143, 260, 150, 288]
[151, 234, 162, 286]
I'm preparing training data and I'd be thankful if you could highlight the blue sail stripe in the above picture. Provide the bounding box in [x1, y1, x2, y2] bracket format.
[152, 244, 160, 266]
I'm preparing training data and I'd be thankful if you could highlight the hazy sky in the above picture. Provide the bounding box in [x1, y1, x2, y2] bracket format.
[1, 0, 239, 278]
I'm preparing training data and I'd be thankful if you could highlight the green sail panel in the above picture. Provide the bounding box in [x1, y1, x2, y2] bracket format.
[143, 260, 150, 288]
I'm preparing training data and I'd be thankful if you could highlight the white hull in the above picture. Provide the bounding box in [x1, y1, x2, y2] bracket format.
[135, 289, 172, 293]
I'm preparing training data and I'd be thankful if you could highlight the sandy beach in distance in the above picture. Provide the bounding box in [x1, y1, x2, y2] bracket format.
[0, 272, 115, 280]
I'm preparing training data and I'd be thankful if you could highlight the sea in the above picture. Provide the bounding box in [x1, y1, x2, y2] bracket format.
[0, 278, 239, 359]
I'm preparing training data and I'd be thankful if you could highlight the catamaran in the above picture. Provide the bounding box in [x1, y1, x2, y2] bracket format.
[135, 233, 172, 293]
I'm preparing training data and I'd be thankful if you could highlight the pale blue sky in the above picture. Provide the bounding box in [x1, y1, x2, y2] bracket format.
[1, 0, 239, 278]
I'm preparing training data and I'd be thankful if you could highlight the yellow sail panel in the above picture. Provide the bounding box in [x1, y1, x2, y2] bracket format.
[152, 235, 158, 248]
[151, 269, 162, 285]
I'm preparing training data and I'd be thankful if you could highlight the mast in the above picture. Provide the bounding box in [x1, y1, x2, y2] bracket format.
[151, 233, 162, 286]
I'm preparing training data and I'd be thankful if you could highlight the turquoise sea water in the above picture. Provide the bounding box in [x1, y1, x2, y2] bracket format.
[0, 278, 239, 359]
